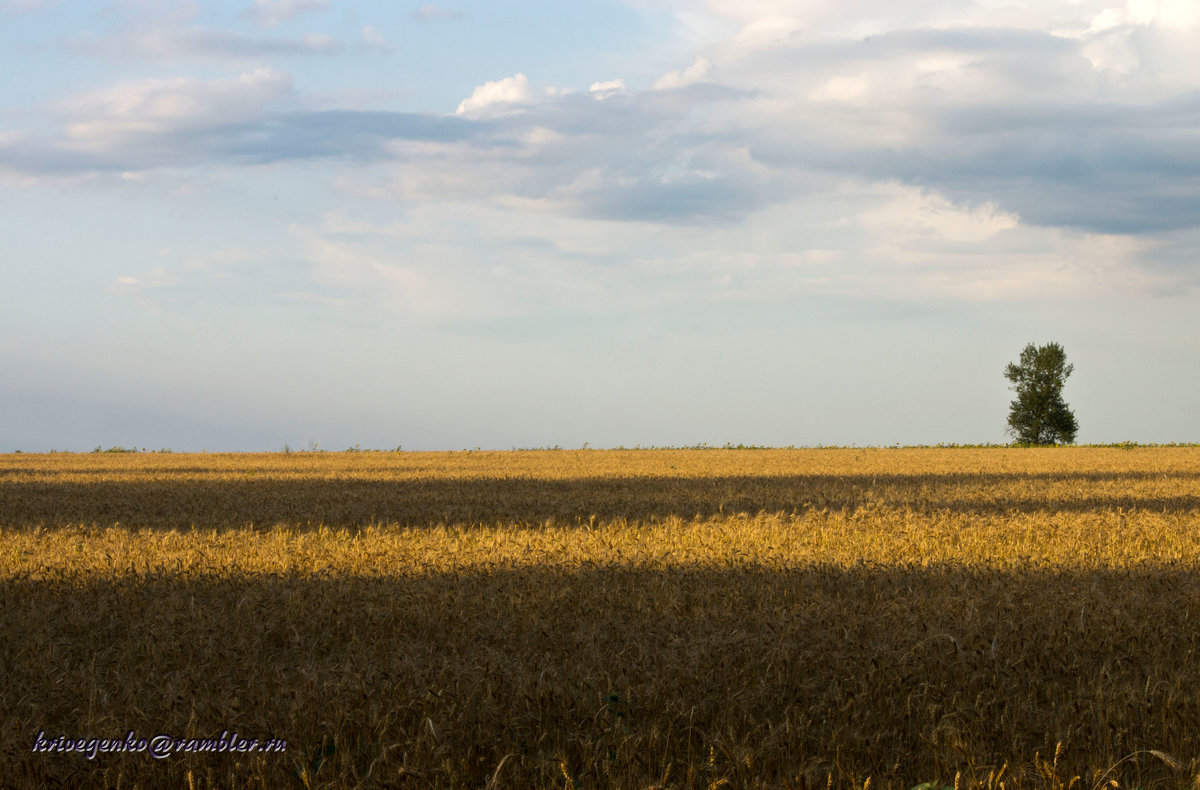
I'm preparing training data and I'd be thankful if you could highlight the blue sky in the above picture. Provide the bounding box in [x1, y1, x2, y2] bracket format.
[3, 0, 1199, 450]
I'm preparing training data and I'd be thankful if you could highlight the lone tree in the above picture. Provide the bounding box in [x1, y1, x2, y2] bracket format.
[1004, 342, 1078, 445]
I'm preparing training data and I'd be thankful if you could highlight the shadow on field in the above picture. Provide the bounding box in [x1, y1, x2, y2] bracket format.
[2, 470, 1199, 530]
[5, 563, 1200, 789]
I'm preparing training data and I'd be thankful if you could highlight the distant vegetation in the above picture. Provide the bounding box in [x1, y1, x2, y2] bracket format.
[12, 441, 1196, 455]
[1005, 342, 1079, 446]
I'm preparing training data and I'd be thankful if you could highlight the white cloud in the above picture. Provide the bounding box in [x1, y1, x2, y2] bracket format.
[1080, 28, 1140, 73]
[1068, 0, 1200, 75]
[588, 78, 627, 98]
[10, 0, 1200, 252]
[730, 16, 805, 53]
[1128, 0, 1200, 29]
[455, 73, 533, 116]
[857, 185, 1019, 245]
[807, 74, 869, 103]
[652, 57, 712, 90]
[1086, 7, 1126, 34]
[61, 68, 294, 152]
[520, 126, 565, 148]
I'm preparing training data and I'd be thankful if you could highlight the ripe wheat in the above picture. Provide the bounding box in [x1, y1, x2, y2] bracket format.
[2, 448, 1199, 788]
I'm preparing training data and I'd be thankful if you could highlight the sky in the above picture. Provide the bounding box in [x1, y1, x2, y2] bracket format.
[3, 0, 1199, 451]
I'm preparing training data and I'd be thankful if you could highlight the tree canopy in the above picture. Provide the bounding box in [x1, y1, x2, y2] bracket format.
[1004, 342, 1078, 445]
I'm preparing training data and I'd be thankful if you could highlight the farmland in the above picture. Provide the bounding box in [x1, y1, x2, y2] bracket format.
[3, 447, 1200, 789]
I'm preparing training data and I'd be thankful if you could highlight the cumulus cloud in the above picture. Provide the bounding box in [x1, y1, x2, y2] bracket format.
[319, 80, 763, 223]
[588, 79, 627, 98]
[57, 68, 294, 153]
[0, 69, 484, 174]
[10, 0, 1200, 249]
[652, 57, 713, 90]
[730, 17, 806, 53]
[59, 68, 295, 152]
[455, 73, 533, 116]
[856, 185, 1018, 245]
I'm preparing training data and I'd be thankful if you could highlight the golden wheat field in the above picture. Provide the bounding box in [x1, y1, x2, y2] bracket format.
[3, 447, 1200, 789]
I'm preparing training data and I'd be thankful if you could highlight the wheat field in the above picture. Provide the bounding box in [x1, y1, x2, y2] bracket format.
[3, 447, 1200, 789]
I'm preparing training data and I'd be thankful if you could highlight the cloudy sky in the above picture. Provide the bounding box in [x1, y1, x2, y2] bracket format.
[3, 0, 1199, 451]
